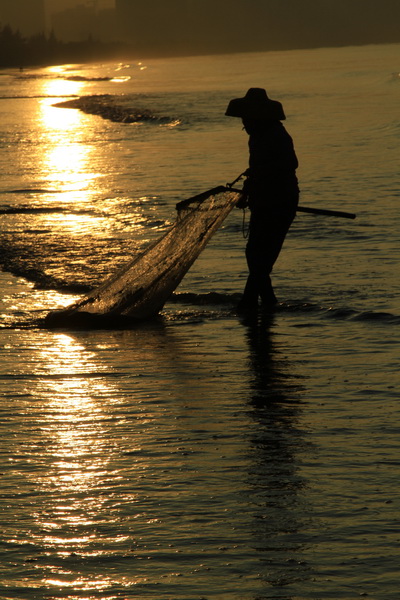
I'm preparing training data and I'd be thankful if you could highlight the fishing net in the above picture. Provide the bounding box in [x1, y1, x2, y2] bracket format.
[45, 186, 241, 325]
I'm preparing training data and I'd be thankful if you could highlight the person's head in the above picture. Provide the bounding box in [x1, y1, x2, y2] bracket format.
[225, 88, 286, 123]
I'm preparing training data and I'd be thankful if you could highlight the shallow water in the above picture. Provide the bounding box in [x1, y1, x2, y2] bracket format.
[1, 44, 400, 599]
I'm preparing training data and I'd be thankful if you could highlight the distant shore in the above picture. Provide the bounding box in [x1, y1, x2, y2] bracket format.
[1, 25, 399, 70]
[0, 25, 131, 69]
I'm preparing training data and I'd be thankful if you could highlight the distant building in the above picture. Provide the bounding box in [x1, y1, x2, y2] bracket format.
[114, 0, 257, 56]
[51, 3, 118, 42]
[114, 0, 400, 57]
[0, 0, 46, 36]
[115, 0, 192, 54]
[95, 8, 118, 42]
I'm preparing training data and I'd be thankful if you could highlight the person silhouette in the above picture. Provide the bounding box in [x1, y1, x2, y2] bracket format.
[226, 88, 299, 310]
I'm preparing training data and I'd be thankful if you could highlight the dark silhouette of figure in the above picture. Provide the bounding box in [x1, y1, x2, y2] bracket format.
[226, 88, 299, 310]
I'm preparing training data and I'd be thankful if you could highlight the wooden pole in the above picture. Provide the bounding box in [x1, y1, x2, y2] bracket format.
[297, 205, 356, 219]
[226, 187, 356, 219]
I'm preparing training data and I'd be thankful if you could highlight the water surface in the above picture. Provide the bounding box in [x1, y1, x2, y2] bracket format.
[1, 44, 399, 599]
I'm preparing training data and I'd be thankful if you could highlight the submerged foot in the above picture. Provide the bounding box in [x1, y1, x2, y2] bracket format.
[260, 287, 278, 310]
[260, 298, 278, 313]
[236, 297, 259, 314]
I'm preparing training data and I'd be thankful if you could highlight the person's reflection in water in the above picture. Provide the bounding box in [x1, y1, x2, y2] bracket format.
[242, 313, 313, 595]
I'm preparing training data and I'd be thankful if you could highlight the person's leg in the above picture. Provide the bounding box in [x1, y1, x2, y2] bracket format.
[238, 272, 259, 309]
[242, 209, 295, 307]
[237, 221, 266, 310]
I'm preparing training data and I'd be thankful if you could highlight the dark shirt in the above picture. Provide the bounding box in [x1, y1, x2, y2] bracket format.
[243, 119, 299, 212]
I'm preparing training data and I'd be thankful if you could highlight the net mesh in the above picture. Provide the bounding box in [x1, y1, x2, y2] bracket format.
[47, 186, 241, 323]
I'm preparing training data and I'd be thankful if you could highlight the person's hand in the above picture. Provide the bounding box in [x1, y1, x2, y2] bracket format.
[236, 193, 248, 209]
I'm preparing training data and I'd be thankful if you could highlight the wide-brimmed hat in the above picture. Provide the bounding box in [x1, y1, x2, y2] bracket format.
[225, 88, 286, 120]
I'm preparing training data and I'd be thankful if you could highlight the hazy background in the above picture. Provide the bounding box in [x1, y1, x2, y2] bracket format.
[0, 0, 399, 57]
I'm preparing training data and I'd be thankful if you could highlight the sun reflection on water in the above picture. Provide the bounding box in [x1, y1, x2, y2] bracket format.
[31, 333, 124, 593]
[36, 72, 103, 197]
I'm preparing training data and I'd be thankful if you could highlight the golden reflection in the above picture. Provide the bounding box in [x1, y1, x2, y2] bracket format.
[36, 335, 112, 501]
[41, 97, 82, 131]
[30, 333, 123, 592]
[36, 70, 102, 197]
[40, 66, 86, 128]
[38, 335, 111, 486]
[43, 144, 94, 188]
[45, 64, 96, 89]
